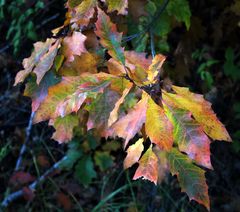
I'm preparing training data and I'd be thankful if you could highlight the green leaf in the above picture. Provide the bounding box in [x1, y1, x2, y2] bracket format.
[74, 155, 97, 186]
[167, 148, 209, 210]
[167, 0, 191, 30]
[94, 151, 114, 171]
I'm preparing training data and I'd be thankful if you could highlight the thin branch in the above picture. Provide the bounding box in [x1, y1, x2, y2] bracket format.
[14, 111, 35, 172]
[150, 29, 156, 58]
[1, 156, 68, 208]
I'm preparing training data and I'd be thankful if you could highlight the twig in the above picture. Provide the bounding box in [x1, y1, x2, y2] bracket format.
[150, 29, 156, 58]
[1, 156, 68, 208]
[14, 111, 35, 171]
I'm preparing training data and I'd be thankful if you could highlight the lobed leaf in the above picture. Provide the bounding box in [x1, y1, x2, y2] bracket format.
[102, 0, 128, 15]
[50, 114, 79, 143]
[95, 7, 125, 64]
[167, 148, 210, 210]
[133, 144, 158, 184]
[164, 86, 232, 142]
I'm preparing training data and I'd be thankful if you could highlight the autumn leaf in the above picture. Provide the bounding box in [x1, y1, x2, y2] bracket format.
[62, 32, 87, 62]
[133, 144, 158, 184]
[167, 148, 210, 210]
[164, 102, 212, 169]
[124, 138, 144, 169]
[14, 38, 58, 85]
[108, 84, 132, 127]
[145, 96, 173, 151]
[164, 86, 232, 142]
[34, 73, 113, 123]
[24, 71, 59, 112]
[147, 54, 166, 84]
[86, 88, 120, 137]
[95, 7, 125, 64]
[102, 0, 128, 15]
[67, 0, 97, 26]
[59, 52, 100, 76]
[110, 93, 148, 147]
[55, 80, 110, 117]
[50, 114, 79, 143]
[34, 40, 60, 84]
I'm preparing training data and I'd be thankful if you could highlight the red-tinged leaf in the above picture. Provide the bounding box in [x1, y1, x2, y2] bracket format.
[62, 31, 87, 62]
[22, 187, 35, 201]
[164, 101, 212, 169]
[102, 0, 128, 15]
[107, 58, 125, 76]
[133, 144, 158, 184]
[24, 72, 59, 112]
[34, 73, 113, 123]
[14, 38, 56, 85]
[167, 148, 210, 210]
[145, 97, 173, 151]
[110, 93, 148, 147]
[33, 39, 60, 84]
[165, 86, 232, 142]
[59, 52, 99, 76]
[67, 0, 97, 26]
[9, 171, 35, 188]
[147, 54, 166, 84]
[56, 192, 73, 211]
[124, 138, 144, 169]
[124, 51, 152, 86]
[86, 89, 120, 137]
[50, 114, 79, 143]
[55, 80, 110, 117]
[108, 84, 132, 127]
[95, 7, 125, 64]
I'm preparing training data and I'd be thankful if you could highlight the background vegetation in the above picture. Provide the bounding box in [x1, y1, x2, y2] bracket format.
[0, 0, 240, 211]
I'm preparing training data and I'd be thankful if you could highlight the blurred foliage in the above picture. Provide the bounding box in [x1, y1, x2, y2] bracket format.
[0, 0, 45, 54]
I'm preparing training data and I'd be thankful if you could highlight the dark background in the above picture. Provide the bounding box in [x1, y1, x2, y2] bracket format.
[0, 0, 239, 211]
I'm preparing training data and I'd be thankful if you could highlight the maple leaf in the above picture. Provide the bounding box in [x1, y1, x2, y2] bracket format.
[55, 80, 110, 117]
[145, 96, 173, 151]
[66, 0, 97, 26]
[110, 93, 148, 147]
[95, 7, 125, 64]
[24, 72, 59, 112]
[124, 138, 144, 169]
[133, 144, 158, 185]
[34, 73, 113, 123]
[59, 53, 100, 76]
[101, 0, 128, 15]
[167, 148, 210, 210]
[164, 102, 212, 169]
[14, 38, 59, 85]
[163, 86, 232, 142]
[86, 88, 120, 137]
[50, 114, 79, 143]
[62, 31, 87, 62]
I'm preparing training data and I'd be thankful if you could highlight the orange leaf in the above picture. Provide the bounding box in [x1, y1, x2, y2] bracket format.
[110, 93, 148, 147]
[14, 38, 57, 85]
[164, 86, 232, 142]
[62, 32, 87, 62]
[145, 96, 173, 151]
[133, 144, 158, 184]
[108, 84, 132, 127]
[124, 138, 144, 169]
[50, 114, 79, 143]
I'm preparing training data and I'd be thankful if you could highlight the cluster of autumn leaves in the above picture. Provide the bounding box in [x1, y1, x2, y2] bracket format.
[14, 0, 231, 209]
